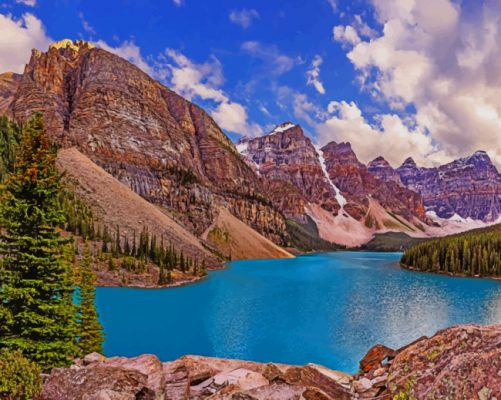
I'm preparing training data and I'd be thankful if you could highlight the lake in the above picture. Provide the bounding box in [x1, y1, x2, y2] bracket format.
[96, 252, 501, 373]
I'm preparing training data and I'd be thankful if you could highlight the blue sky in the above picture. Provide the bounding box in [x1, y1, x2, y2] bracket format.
[1, 0, 500, 168]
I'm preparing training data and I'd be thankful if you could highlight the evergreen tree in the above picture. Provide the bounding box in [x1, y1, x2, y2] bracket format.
[76, 243, 104, 357]
[0, 115, 77, 370]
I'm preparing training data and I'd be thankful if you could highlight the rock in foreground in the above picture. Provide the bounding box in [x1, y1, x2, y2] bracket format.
[39, 324, 501, 399]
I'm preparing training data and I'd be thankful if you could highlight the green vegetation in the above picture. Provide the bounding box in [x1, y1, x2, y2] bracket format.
[75, 243, 104, 357]
[0, 115, 77, 369]
[360, 232, 426, 252]
[0, 116, 20, 182]
[401, 224, 501, 277]
[0, 115, 104, 381]
[0, 348, 42, 400]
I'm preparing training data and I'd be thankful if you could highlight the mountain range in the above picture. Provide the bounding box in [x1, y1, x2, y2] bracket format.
[1, 39, 500, 262]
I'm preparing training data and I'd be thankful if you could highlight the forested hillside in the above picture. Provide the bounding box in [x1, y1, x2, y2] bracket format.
[401, 224, 501, 277]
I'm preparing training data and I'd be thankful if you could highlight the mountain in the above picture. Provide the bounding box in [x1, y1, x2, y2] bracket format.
[321, 142, 426, 222]
[0, 72, 21, 115]
[3, 38, 497, 253]
[6, 39, 290, 260]
[367, 156, 402, 185]
[239, 124, 429, 246]
[237, 123, 341, 220]
[396, 152, 501, 222]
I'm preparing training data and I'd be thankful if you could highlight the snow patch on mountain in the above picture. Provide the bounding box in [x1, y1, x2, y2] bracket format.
[314, 145, 347, 209]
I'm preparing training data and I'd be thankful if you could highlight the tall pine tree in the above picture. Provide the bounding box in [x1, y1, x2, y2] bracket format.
[76, 243, 104, 357]
[0, 114, 77, 370]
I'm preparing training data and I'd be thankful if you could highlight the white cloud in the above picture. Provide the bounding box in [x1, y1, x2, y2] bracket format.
[164, 49, 262, 137]
[212, 102, 262, 137]
[229, 9, 259, 29]
[79, 12, 95, 35]
[333, 25, 361, 47]
[163, 49, 227, 102]
[94, 40, 153, 76]
[15, 0, 36, 6]
[241, 41, 299, 75]
[316, 101, 438, 166]
[0, 12, 51, 73]
[306, 55, 325, 94]
[172, 0, 183, 6]
[334, 0, 501, 167]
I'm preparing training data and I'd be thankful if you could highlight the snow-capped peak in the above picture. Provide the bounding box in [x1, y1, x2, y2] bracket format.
[269, 122, 297, 135]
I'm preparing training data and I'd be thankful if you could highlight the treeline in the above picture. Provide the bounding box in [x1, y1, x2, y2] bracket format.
[0, 115, 104, 398]
[401, 224, 501, 277]
[61, 191, 208, 284]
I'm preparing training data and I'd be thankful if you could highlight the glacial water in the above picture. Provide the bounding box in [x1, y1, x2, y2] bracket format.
[96, 252, 501, 373]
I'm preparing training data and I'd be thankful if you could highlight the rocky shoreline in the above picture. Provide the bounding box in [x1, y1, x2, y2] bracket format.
[38, 324, 501, 399]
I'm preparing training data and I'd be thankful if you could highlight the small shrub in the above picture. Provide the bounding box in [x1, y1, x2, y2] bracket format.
[0, 348, 42, 400]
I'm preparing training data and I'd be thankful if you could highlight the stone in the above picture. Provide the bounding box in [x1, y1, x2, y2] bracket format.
[83, 352, 106, 365]
[359, 344, 395, 373]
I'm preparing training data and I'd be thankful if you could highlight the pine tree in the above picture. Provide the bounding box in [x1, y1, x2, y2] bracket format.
[76, 243, 104, 357]
[0, 115, 77, 370]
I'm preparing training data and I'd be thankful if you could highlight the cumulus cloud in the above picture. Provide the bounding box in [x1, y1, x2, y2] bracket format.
[229, 9, 259, 29]
[0, 12, 51, 73]
[94, 40, 154, 76]
[334, 0, 501, 167]
[212, 102, 262, 137]
[163, 49, 262, 137]
[317, 101, 439, 166]
[332, 25, 361, 47]
[306, 55, 325, 94]
[15, 0, 36, 6]
[241, 41, 299, 75]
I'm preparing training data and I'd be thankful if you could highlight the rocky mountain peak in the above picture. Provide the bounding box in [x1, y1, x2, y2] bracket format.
[368, 156, 402, 185]
[400, 157, 417, 168]
[9, 39, 289, 244]
[49, 39, 95, 52]
[321, 141, 361, 167]
[268, 122, 297, 134]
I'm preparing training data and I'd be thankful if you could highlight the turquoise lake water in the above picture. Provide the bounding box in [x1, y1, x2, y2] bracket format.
[96, 252, 501, 373]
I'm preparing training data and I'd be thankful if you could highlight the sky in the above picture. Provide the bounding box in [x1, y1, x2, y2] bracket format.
[1, 0, 500, 168]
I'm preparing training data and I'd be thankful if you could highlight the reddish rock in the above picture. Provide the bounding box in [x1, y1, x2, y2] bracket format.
[9, 39, 287, 246]
[359, 344, 395, 373]
[238, 123, 341, 219]
[321, 141, 426, 222]
[0, 72, 20, 115]
[397, 152, 501, 222]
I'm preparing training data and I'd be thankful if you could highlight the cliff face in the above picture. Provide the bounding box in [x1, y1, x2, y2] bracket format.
[0, 72, 21, 115]
[238, 123, 340, 219]
[9, 39, 287, 244]
[367, 156, 402, 185]
[321, 142, 426, 221]
[396, 152, 501, 222]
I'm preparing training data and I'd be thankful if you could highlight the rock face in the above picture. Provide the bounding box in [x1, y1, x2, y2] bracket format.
[40, 324, 501, 399]
[238, 123, 340, 220]
[367, 156, 402, 185]
[354, 324, 501, 399]
[321, 142, 426, 222]
[396, 152, 501, 222]
[0, 72, 21, 115]
[8, 39, 287, 245]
